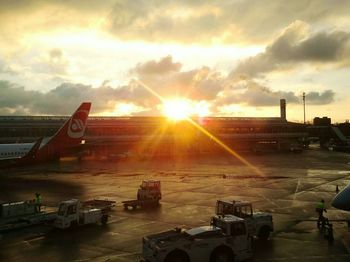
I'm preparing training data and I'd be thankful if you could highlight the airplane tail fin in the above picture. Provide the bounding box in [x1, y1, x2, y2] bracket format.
[38, 102, 91, 159]
[48, 102, 91, 146]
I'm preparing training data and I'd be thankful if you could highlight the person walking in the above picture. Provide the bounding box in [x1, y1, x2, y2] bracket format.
[316, 199, 327, 228]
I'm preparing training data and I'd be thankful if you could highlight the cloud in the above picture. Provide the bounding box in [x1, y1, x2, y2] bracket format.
[132, 55, 181, 75]
[130, 56, 225, 101]
[31, 48, 69, 76]
[307, 90, 335, 105]
[215, 80, 299, 107]
[214, 79, 335, 108]
[233, 21, 350, 77]
[107, 0, 350, 44]
[0, 80, 144, 115]
[0, 58, 16, 75]
[0, 81, 43, 114]
[0, 52, 338, 116]
[0, 1, 112, 53]
[1, 0, 349, 47]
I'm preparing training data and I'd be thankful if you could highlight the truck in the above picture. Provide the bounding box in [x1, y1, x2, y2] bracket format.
[141, 215, 253, 262]
[216, 200, 273, 240]
[122, 180, 161, 210]
[0, 200, 56, 232]
[54, 199, 115, 229]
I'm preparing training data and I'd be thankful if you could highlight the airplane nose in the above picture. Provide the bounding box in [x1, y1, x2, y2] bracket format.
[332, 185, 350, 211]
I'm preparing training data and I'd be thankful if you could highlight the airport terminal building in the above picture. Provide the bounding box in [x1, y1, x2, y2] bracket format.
[0, 100, 307, 158]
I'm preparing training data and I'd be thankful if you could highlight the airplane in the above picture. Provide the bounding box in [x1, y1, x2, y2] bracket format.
[332, 185, 350, 211]
[0, 137, 44, 167]
[0, 102, 91, 166]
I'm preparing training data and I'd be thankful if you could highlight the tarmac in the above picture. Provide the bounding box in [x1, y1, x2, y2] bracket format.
[1, 147, 350, 262]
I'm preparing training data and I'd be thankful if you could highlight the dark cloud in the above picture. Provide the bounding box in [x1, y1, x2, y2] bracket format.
[0, 81, 41, 114]
[0, 80, 142, 115]
[131, 56, 225, 101]
[215, 80, 299, 107]
[0, 52, 338, 116]
[307, 90, 335, 105]
[233, 21, 350, 77]
[215, 79, 335, 108]
[132, 56, 181, 75]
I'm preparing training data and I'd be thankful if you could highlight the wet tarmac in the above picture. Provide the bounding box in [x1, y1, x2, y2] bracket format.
[1, 148, 350, 261]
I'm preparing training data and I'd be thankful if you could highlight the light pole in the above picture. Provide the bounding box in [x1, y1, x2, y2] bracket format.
[303, 92, 306, 124]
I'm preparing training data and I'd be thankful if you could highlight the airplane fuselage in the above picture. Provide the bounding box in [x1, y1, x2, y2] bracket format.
[0, 143, 33, 160]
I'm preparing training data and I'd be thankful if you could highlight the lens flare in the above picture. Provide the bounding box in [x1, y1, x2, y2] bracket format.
[162, 99, 192, 121]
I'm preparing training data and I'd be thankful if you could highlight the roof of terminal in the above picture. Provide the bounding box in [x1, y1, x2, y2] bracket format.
[0, 116, 285, 121]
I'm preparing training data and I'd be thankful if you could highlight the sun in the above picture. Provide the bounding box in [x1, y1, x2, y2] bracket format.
[162, 99, 192, 121]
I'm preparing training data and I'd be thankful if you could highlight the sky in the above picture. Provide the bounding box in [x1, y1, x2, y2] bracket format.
[0, 0, 349, 122]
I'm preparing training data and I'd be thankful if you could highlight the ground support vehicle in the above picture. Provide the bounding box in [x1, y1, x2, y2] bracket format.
[54, 199, 115, 229]
[216, 200, 273, 240]
[123, 180, 161, 210]
[122, 199, 160, 210]
[141, 215, 253, 262]
[0, 200, 56, 232]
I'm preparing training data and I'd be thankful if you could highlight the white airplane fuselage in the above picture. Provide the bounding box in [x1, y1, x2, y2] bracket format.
[0, 143, 34, 159]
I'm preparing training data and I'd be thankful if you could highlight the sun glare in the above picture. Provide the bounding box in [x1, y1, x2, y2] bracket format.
[161, 98, 211, 120]
[162, 99, 192, 120]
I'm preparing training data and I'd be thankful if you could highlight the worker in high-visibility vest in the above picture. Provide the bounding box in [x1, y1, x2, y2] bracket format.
[316, 199, 327, 228]
[35, 193, 42, 212]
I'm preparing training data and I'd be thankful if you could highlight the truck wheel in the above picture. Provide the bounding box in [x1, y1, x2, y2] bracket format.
[210, 246, 234, 262]
[164, 250, 189, 262]
[258, 226, 271, 240]
[101, 214, 108, 225]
